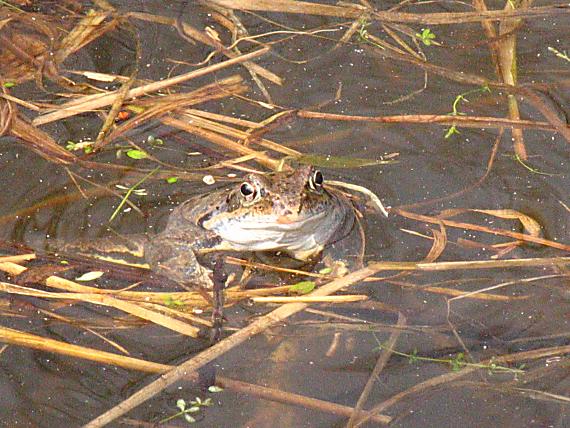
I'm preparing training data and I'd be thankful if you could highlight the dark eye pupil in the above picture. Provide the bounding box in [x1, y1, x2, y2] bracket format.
[240, 182, 254, 196]
[314, 171, 323, 186]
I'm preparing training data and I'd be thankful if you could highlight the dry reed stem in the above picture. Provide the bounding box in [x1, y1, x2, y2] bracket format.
[0, 281, 201, 337]
[347, 312, 406, 427]
[104, 75, 249, 146]
[138, 301, 213, 328]
[447, 274, 560, 303]
[0, 93, 40, 111]
[0, 325, 170, 373]
[127, 11, 282, 85]
[250, 295, 368, 303]
[0, 326, 391, 424]
[225, 256, 332, 279]
[55, 11, 112, 63]
[10, 116, 77, 164]
[362, 43, 570, 146]
[94, 72, 136, 150]
[210, 1, 568, 23]
[181, 110, 302, 157]
[391, 284, 527, 301]
[352, 344, 570, 426]
[0, 254, 35, 263]
[498, 0, 531, 160]
[33, 47, 270, 125]
[393, 209, 570, 252]
[185, 108, 261, 128]
[0, 260, 301, 305]
[216, 376, 391, 424]
[161, 116, 281, 169]
[298, 110, 564, 132]
[84, 264, 385, 427]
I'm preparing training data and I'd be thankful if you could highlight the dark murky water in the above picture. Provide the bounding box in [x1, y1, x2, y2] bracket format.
[0, 1, 568, 427]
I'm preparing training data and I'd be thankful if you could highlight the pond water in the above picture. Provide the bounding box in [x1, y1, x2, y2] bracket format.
[0, 1, 568, 427]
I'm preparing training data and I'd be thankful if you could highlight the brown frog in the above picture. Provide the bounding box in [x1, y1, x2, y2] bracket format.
[62, 165, 356, 288]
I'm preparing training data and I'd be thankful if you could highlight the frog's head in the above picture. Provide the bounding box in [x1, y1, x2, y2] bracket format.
[237, 165, 324, 221]
[202, 165, 352, 256]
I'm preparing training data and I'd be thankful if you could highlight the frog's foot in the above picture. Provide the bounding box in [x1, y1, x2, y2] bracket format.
[144, 240, 214, 289]
[157, 256, 214, 289]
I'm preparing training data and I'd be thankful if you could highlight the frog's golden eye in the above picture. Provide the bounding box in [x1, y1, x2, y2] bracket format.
[240, 182, 258, 202]
[308, 170, 324, 190]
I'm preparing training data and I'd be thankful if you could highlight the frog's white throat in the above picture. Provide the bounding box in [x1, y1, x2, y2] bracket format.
[204, 211, 335, 252]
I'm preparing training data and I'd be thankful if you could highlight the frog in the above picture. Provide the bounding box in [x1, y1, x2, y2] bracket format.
[60, 165, 357, 289]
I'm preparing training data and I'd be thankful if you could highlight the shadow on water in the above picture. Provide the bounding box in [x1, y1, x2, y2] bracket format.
[0, 1, 569, 427]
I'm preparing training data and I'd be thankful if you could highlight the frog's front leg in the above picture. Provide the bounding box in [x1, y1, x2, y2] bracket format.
[143, 228, 222, 289]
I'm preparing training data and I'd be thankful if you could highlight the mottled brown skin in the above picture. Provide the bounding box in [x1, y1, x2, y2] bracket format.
[144, 165, 354, 288]
[64, 166, 355, 288]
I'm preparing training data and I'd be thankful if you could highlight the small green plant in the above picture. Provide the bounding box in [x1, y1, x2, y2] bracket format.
[416, 28, 436, 46]
[445, 86, 491, 138]
[65, 140, 94, 154]
[450, 352, 466, 371]
[289, 280, 316, 295]
[164, 295, 185, 309]
[166, 176, 178, 184]
[356, 17, 386, 50]
[444, 125, 460, 139]
[356, 17, 371, 42]
[160, 396, 213, 424]
[109, 167, 159, 222]
[408, 348, 419, 364]
[374, 338, 523, 375]
[3, 81, 15, 88]
[512, 154, 555, 176]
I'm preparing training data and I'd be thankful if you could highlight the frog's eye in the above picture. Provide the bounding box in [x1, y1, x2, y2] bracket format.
[308, 170, 324, 190]
[240, 182, 258, 202]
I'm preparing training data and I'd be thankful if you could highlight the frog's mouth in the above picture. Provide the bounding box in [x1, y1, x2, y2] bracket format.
[205, 211, 331, 251]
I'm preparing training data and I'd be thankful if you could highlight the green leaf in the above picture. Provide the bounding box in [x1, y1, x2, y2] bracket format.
[289, 281, 315, 295]
[444, 125, 460, 139]
[318, 267, 332, 275]
[208, 385, 224, 393]
[416, 28, 436, 46]
[126, 149, 148, 159]
[166, 177, 178, 184]
[176, 399, 186, 411]
[3, 82, 15, 88]
[184, 414, 196, 423]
